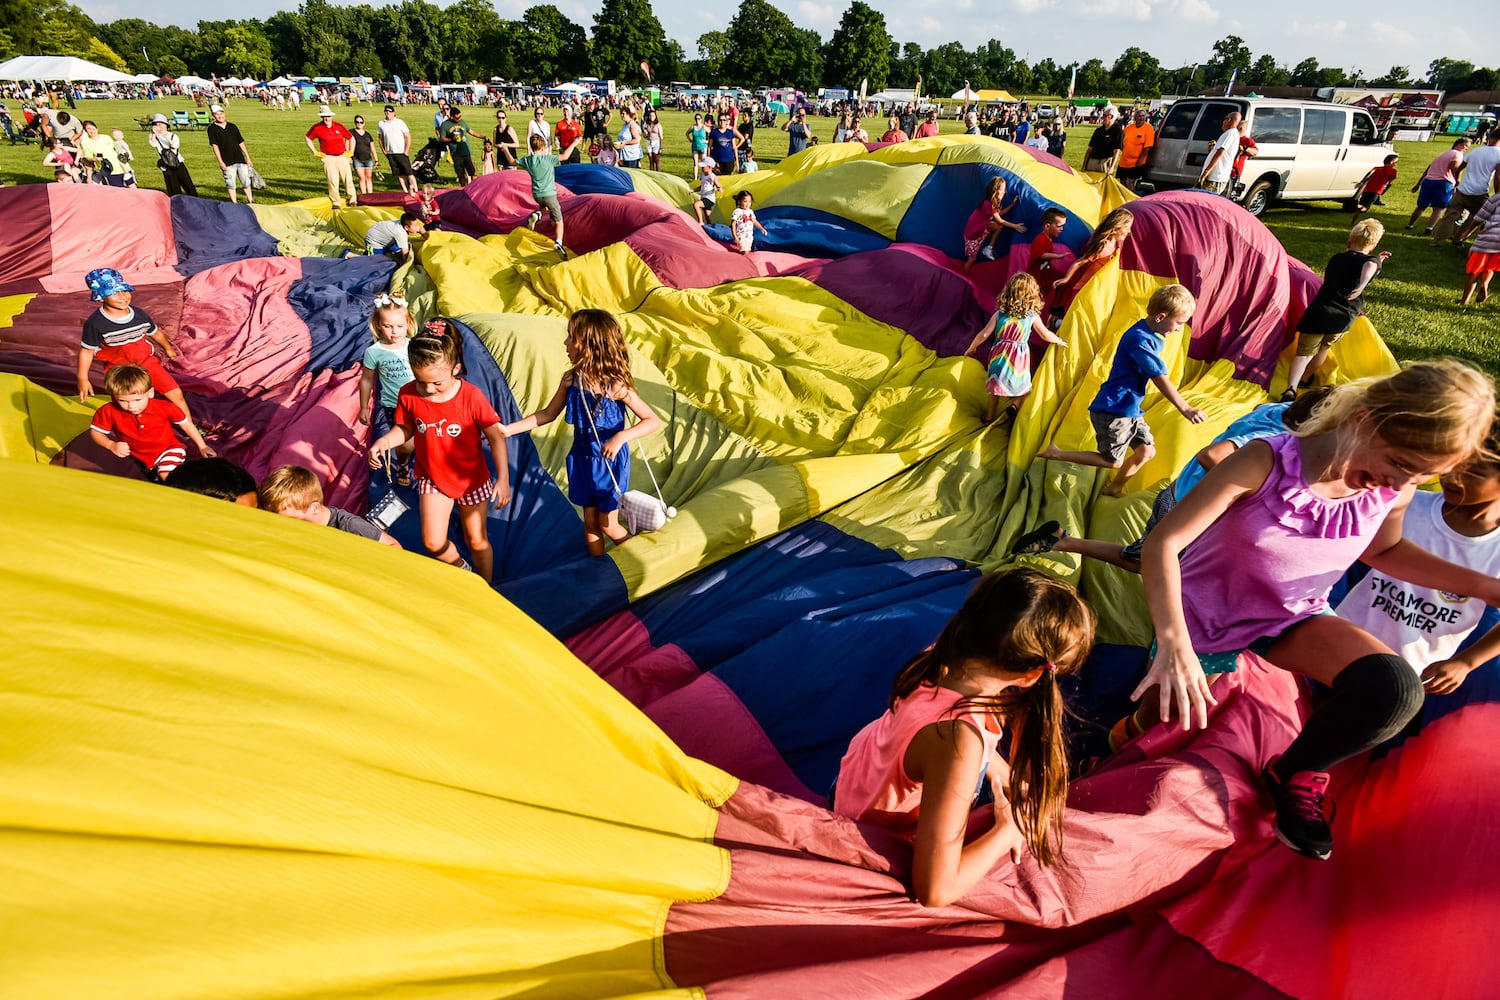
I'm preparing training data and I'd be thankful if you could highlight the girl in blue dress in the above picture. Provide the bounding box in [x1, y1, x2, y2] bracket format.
[503, 309, 663, 555]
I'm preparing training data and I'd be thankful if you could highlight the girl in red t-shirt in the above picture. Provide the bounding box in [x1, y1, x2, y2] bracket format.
[368, 321, 510, 581]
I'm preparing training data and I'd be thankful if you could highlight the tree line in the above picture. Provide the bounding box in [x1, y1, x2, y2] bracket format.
[2, 0, 1496, 100]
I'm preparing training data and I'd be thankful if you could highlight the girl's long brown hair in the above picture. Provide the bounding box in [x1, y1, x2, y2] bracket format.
[568, 309, 634, 396]
[890, 569, 1095, 866]
[1079, 206, 1133, 261]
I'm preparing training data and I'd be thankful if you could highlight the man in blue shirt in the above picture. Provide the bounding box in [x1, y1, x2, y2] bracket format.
[1041, 283, 1205, 496]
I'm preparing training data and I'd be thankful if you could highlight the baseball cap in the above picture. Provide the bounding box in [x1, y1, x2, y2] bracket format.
[384, 105, 395, 112]
[209, 104, 224, 113]
[318, 104, 333, 117]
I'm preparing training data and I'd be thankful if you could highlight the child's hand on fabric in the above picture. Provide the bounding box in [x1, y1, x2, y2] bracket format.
[358, 411, 370, 426]
[602, 434, 625, 460]
[163, 341, 180, 360]
[199, 444, 217, 458]
[110, 441, 131, 458]
[1421, 657, 1473, 695]
[1182, 406, 1206, 424]
[492, 480, 511, 509]
[367, 442, 387, 469]
[1134, 637, 1217, 730]
[77, 378, 93, 401]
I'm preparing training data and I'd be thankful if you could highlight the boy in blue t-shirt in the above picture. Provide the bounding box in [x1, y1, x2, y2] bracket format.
[519, 132, 579, 260]
[1041, 283, 1205, 496]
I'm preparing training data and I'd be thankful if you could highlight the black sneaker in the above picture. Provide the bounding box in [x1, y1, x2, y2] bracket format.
[1263, 758, 1334, 860]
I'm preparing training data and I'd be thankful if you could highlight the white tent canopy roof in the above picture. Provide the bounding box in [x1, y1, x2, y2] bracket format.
[174, 75, 217, 90]
[0, 55, 136, 83]
[266, 76, 294, 86]
[131, 72, 159, 83]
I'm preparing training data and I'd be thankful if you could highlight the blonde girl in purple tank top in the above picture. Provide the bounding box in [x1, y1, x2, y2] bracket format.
[832, 570, 1094, 906]
[1135, 360, 1499, 860]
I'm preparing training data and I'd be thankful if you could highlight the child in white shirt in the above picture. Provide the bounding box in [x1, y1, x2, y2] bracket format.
[730, 189, 769, 254]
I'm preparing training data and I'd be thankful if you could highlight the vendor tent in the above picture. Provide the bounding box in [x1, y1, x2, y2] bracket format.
[130, 73, 158, 83]
[266, 76, 294, 87]
[174, 75, 217, 91]
[0, 55, 135, 83]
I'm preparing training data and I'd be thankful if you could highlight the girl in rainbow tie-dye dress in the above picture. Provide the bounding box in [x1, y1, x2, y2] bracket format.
[967, 273, 1066, 423]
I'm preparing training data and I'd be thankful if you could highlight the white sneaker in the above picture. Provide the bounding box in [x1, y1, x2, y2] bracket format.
[527, 211, 541, 229]
[556, 241, 568, 260]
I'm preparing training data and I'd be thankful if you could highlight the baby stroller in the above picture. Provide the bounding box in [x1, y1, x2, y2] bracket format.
[411, 138, 443, 185]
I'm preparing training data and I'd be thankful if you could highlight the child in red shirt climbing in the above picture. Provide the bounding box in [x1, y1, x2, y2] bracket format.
[1027, 207, 1069, 296]
[368, 319, 510, 581]
[89, 363, 214, 479]
[1352, 154, 1400, 223]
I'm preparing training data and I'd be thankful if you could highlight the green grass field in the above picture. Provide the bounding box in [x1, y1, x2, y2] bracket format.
[2, 99, 1489, 375]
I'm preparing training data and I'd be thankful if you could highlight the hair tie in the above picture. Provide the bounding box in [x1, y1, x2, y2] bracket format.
[373, 293, 407, 308]
[1043, 662, 1057, 674]
[423, 319, 448, 337]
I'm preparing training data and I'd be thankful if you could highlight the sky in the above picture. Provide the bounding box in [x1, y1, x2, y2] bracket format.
[79, 0, 1498, 84]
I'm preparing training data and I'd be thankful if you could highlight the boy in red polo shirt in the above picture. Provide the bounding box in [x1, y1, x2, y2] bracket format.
[90, 364, 214, 479]
[1027, 207, 1069, 296]
[1352, 154, 1400, 223]
[304, 105, 358, 209]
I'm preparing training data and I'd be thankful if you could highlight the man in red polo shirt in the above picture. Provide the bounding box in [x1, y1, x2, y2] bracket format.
[304, 104, 358, 209]
[555, 105, 583, 165]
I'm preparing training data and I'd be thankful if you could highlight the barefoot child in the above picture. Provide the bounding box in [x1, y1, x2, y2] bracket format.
[1283, 219, 1390, 399]
[368, 321, 510, 580]
[962, 176, 1025, 271]
[520, 132, 578, 260]
[966, 272, 1065, 423]
[1136, 360, 1500, 859]
[358, 293, 416, 485]
[730, 190, 769, 254]
[1041, 284, 1205, 497]
[502, 309, 662, 556]
[259, 464, 400, 547]
[1335, 420, 1500, 695]
[89, 364, 214, 480]
[1018, 389, 1329, 569]
[832, 569, 1096, 906]
[77, 268, 198, 427]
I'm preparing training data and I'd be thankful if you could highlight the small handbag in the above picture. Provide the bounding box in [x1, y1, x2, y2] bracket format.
[580, 386, 674, 535]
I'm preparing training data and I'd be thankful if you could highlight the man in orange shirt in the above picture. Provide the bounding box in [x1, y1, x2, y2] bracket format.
[1117, 107, 1155, 192]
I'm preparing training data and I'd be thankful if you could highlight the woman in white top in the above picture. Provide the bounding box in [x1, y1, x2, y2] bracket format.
[643, 107, 664, 171]
[147, 116, 197, 197]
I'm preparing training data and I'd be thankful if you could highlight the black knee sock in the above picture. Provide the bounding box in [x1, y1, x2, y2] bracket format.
[1275, 653, 1423, 780]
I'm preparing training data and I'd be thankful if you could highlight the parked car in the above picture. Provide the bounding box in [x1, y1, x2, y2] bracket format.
[1144, 97, 1391, 217]
[1036, 103, 1055, 119]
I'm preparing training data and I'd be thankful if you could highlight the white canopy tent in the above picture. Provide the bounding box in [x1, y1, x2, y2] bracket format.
[131, 73, 159, 83]
[266, 76, 294, 87]
[0, 55, 136, 83]
[219, 76, 246, 87]
[174, 75, 217, 91]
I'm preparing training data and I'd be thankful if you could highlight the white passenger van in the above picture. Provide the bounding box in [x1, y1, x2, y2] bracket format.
[1144, 97, 1393, 216]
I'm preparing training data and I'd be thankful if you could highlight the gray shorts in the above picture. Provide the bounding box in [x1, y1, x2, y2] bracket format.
[222, 161, 253, 189]
[1090, 410, 1153, 465]
[535, 193, 562, 222]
